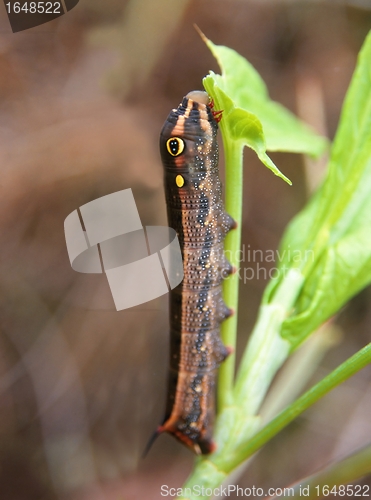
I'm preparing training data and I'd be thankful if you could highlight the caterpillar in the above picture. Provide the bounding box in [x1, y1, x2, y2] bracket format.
[156, 90, 235, 455]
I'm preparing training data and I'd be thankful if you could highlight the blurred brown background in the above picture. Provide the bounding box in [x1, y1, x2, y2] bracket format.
[0, 0, 371, 499]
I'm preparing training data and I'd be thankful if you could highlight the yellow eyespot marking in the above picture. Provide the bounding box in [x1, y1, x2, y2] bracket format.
[167, 137, 185, 156]
[176, 175, 184, 188]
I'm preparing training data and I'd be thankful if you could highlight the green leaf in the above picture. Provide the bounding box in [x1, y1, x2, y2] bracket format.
[204, 76, 292, 184]
[265, 31, 371, 347]
[203, 37, 327, 156]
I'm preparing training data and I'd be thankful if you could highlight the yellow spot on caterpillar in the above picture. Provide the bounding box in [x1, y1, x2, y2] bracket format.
[194, 385, 202, 393]
[205, 263, 211, 269]
[167, 137, 185, 156]
[176, 175, 184, 188]
[202, 306, 208, 312]
[189, 422, 198, 428]
[200, 346, 206, 352]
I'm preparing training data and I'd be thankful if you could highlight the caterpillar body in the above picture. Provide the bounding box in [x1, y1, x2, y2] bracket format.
[158, 90, 235, 455]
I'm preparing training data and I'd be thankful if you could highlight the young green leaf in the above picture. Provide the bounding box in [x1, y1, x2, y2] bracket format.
[204, 75, 292, 184]
[202, 36, 327, 157]
[264, 31, 371, 347]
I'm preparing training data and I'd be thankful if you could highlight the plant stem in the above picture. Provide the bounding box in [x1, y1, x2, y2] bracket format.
[226, 342, 371, 472]
[218, 140, 244, 409]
